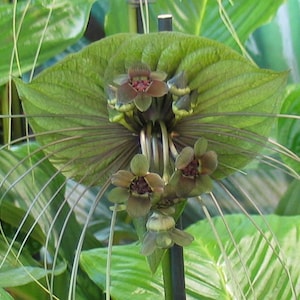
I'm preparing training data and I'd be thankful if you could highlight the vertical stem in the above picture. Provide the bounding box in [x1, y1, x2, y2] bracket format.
[106, 204, 118, 300]
[170, 218, 186, 300]
[158, 14, 186, 300]
[162, 250, 173, 300]
[128, 3, 137, 33]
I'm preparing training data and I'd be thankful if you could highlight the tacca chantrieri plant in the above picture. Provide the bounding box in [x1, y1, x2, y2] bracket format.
[15, 32, 287, 260]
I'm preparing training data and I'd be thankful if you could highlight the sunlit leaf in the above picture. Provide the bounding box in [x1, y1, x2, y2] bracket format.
[0, 0, 94, 85]
[278, 85, 300, 174]
[250, 0, 300, 82]
[80, 214, 300, 299]
[105, 0, 284, 51]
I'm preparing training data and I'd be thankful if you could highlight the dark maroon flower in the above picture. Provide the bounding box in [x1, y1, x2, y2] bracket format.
[169, 138, 218, 197]
[113, 63, 168, 112]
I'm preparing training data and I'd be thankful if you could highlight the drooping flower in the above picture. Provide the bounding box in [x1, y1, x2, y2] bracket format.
[169, 138, 218, 197]
[108, 154, 165, 217]
[141, 210, 194, 256]
[111, 62, 168, 112]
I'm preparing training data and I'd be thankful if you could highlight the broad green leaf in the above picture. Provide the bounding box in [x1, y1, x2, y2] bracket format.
[0, 288, 14, 300]
[105, 0, 284, 51]
[0, 236, 66, 288]
[0, 0, 94, 85]
[275, 179, 300, 216]
[0, 143, 101, 264]
[277, 85, 300, 174]
[15, 32, 287, 184]
[80, 214, 300, 299]
[250, 0, 300, 82]
[0, 200, 45, 246]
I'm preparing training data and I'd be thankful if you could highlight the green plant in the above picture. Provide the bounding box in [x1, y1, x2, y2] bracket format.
[1, 1, 300, 299]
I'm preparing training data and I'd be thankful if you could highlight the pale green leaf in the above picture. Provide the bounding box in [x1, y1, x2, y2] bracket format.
[105, 0, 284, 51]
[0, 288, 14, 300]
[278, 85, 300, 174]
[0, 0, 94, 85]
[80, 214, 300, 299]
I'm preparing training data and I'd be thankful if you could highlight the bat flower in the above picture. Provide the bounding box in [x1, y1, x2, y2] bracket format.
[141, 211, 194, 256]
[169, 138, 218, 197]
[108, 154, 165, 218]
[112, 62, 168, 112]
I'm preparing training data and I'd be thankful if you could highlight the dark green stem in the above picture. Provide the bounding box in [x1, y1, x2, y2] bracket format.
[170, 219, 186, 300]
[162, 249, 173, 300]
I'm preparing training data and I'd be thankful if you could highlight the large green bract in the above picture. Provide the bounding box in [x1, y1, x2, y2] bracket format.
[15, 32, 287, 186]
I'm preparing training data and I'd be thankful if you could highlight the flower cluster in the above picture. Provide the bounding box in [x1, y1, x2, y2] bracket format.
[109, 137, 218, 255]
[107, 62, 218, 255]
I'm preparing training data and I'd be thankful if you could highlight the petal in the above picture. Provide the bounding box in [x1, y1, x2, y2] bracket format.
[117, 83, 138, 104]
[146, 80, 168, 97]
[113, 74, 129, 85]
[175, 146, 194, 169]
[106, 84, 117, 104]
[144, 173, 164, 193]
[170, 228, 194, 246]
[175, 175, 195, 197]
[169, 170, 195, 197]
[150, 70, 167, 81]
[111, 170, 134, 187]
[173, 94, 192, 112]
[127, 194, 151, 218]
[189, 175, 213, 197]
[155, 232, 174, 248]
[134, 94, 152, 112]
[128, 63, 151, 78]
[167, 71, 190, 96]
[140, 231, 157, 256]
[107, 187, 129, 204]
[201, 151, 218, 175]
[194, 138, 208, 157]
[130, 154, 149, 176]
[146, 212, 175, 231]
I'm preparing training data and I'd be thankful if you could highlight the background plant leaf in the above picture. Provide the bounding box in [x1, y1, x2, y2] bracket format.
[276, 179, 300, 216]
[0, 143, 101, 261]
[80, 214, 300, 299]
[0, 0, 94, 85]
[105, 0, 284, 51]
[277, 85, 300, 174]
[0, 288, 14, 300]
[250, 0, 300, 82]
[0, 236, 66, 288]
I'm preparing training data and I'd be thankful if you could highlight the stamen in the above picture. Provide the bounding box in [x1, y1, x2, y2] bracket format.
[130, 176, 152, 194]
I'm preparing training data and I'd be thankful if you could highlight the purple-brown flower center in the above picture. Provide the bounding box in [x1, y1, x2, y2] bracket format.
[181, 158, 199, 177]
[130, 78, 152, 93]
[130, 176, 152, 194]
